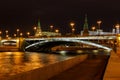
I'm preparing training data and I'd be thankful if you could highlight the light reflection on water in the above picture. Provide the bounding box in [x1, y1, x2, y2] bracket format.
[0, 52, 74, 78]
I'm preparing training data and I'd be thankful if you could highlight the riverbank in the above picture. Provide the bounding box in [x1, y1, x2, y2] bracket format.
[104, 47, 120, 80]
[0, 46, 19, 51]
[49, 54, 109, 80]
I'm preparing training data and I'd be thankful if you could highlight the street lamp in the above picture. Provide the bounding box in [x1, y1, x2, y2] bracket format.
[20, 33, 23, 37]
[33, 27, 37, 34]
[70, 22, 75, 34]
[97, 20, 102, 30]
[72, 28, 75, 34]
[14, 34, 16, 37]
[50, 25, 54, 32]
[27, 32, 30, 37]
[5, 30, 8, 34]
[70, 22, 75, 28]
[92, 26, 96, 31]
[34, 27, 37, 30]
[0, 31, 2, 35]
[55, 29, 59, 33]
[17, 29, 20, 37]
[116, 24, 120, 34]
[91, 26, 96, 35]
[97, 20, 102, 35]
[5, 30, 8, 38]
[6, 35, 9, 38]
[0, 31, 2, 38]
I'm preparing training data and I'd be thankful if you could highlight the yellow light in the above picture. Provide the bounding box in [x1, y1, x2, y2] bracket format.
[5, 30, 8, 34]
[77, 50, 83, 53]
[118, 36, 120, 40]
[14, 34, 16, 37]
[34, 27, 37, 30]
[116, 24, 119, 29]
[97, 20, 102, 24]
[17, 29, 19, 32]
[0, 31, 2, 34]
[27, 32, 30, 37]
[20, 33, 23, 36]
[92, 26, 95, 31]
[55, 29, 59, 33]
[70, 22, 75, 28]
[50, 25, 53, 29]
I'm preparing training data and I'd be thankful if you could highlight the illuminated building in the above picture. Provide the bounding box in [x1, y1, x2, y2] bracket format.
[35, 19, 42, 37]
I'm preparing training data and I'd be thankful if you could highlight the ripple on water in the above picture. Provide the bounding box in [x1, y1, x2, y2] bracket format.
[0, 52, 74, 78]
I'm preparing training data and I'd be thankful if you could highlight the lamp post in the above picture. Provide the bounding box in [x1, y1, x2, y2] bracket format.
[5, 30, 8, 38]
[14, 34, 16, 38]
[92, 26, 95, 35]
[50, 25, 54, 32]
[116, 24, 120, 34]
[0, 31, 2, 38]
[97, 20, 102, 29]
[72, 28, 75, 34]
[92, 26, 95, 31]
[70, 22, 75, 34]
[55, 29, 59, 33]
[97, 20, 102, 35]
[33, 27, 37, 35]
[27, 32, 30, 37]
[20, 33, 23, 37]
[17, 29, 20, 37]
[5, 30, 8, 34]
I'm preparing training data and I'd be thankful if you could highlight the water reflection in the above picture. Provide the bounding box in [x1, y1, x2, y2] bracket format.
[0, 52, 73, 78]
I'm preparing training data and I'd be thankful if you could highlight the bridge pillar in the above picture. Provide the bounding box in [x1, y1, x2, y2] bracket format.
[16, 37, 25, 51]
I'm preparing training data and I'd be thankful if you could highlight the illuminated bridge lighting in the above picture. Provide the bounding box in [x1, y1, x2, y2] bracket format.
[25, 36, 116, 42]
[25, 38, 112, 51]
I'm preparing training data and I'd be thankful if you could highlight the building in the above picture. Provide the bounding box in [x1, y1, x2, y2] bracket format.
[35, 19, 42, 37]
[82, 14, 89, 36]
[81, 15, 114, 36]
[34, 19, 61, 37]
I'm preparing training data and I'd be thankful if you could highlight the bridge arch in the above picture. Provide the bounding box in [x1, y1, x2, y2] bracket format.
[25, 38, 112, 52]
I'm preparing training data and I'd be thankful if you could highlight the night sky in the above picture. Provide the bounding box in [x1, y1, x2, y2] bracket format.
[0, 0, 120, 36]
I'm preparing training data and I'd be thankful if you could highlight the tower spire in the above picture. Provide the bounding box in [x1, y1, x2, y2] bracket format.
[83, 14, 89, 30]
[35, 19, 42, 37]
[82, 14, 89, 36]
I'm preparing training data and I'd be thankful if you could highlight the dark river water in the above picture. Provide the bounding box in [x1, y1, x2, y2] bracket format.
[0, 51, 76, 78]
[0, 50, 110, 79]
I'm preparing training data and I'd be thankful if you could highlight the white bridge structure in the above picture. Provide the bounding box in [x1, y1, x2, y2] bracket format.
[24, 36, 117, 51]
[25, 36, 116, 41]
[0, 35, 117, 51]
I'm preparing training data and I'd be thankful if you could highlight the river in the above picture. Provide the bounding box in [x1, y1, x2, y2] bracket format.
[0, 49, 110, 79]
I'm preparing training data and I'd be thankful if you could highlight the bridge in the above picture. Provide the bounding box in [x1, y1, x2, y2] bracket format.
[24, 36, 117, 52]
[0, 35, 117, 51]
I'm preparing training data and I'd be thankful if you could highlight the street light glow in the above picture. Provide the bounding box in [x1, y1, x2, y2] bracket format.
[70, 22, 75, 28]
[34, 27, 37, 30]
[55, 29, 59, 33]
[92, 26, 96, 31]
[116, 24, 119, 29]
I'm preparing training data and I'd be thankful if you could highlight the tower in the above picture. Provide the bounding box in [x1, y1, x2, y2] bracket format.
[35, 19, 42, 37]
[83, 14, 89, 36]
